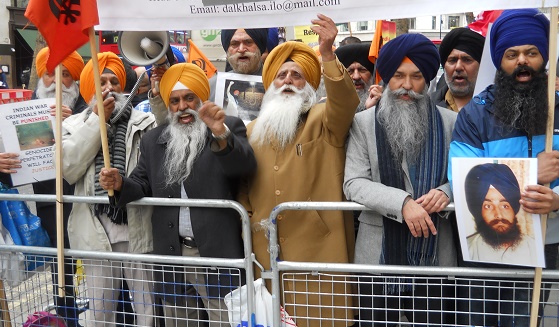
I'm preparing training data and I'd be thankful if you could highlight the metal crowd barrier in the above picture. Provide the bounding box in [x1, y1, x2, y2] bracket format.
[1, 193, 559, 326]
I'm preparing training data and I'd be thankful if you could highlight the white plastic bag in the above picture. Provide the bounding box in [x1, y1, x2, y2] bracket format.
[224, 278, 297, 327]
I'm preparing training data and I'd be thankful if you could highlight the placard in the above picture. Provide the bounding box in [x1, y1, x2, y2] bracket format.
[214, 72, 265, 124]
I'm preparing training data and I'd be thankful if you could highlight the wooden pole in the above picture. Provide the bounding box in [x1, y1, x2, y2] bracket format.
[88, 28, 113, 196]
[54, 64, 65, 298]
[529, 6, 557, 327]
[0, 279, 11, 327]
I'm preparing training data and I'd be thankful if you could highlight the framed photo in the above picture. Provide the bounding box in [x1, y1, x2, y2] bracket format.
[452, 157, 545, 267]
[214, 72, 264, 123]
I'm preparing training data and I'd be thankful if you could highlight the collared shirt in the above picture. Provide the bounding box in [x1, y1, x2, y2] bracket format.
[444, 89, 459, 112]
[179, 183, 194, 238]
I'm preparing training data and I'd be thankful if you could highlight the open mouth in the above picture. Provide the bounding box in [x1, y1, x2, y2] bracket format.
[516, 70, 532, 82]
[179, 112, 194, 124]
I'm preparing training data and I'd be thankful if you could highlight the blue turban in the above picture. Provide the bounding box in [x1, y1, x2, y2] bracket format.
[464, 163, 521, 221]
[267, 28, 279, 53]
[221, 28, 268, 54]
[376, 33, 440, 84]
[490, 8, 549, 69]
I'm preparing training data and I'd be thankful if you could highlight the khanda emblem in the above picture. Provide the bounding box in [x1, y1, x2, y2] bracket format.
[49, 0, 81, 25]
[192, 59, 208, 72]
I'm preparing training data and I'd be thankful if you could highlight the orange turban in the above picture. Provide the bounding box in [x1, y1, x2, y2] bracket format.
[159, 63, 210, 107]
[80, 52, 126, 103]
[35, 47, 84, 81]
[262, 41, 321, 91]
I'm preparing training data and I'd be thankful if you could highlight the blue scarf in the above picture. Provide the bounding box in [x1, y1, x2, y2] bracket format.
[375, 101, 447, 293]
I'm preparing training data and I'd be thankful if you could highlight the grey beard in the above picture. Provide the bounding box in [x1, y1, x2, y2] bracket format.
[161, 109, 207, 187]
[227, 49, 262, 74]
[36, 78, 80, 107]
[377, 86, 430, 163]
[250, 82, 317, 150]
[355, 78, 374, 113]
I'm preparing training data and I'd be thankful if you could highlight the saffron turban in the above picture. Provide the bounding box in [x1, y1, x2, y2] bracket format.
[262, 41, 321, 90]
[464, 163, 521, 220]
[439, 27, 485, 64]
[80, 52, 126, 103]
[376, 33, 440, 84]
[221, 28, 268, 54]
[36, 47, 84, 81]
[490, 8, 549, 69]
[159, 63, 210, 107]
[335, 43, 375, 73]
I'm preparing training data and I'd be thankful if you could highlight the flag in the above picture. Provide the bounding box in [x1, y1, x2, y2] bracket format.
[369, 20, 396, 84]
[188, 39, 218, 79]
[467, 10, 503, 37]
[25, 0, 99, 73]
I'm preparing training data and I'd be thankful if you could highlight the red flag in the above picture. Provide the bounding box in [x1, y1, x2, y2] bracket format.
[468, 10, 503, 37]
[369, 20, 396, 84]
[25, 0, 99, 73]
[188, 39, 218, 79]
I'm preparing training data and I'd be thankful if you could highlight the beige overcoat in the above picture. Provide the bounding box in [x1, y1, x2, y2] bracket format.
[238, 58, 360, 327]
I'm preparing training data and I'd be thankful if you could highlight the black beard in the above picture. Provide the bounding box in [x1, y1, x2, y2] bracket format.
[493, 66, 548, 136]
[475, 215, 522, 250]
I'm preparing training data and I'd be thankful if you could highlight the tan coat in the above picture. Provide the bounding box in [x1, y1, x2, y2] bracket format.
[238, 59, 359, 327]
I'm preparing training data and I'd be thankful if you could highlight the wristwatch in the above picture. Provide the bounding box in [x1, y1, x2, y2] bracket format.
[212, 124, 231, 140]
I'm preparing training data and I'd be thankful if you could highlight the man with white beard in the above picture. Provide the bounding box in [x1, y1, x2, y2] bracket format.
[343, 33, 458, 326]
[62, 52, 156, 326]
[99, 63, 256, 326]
[334, 43, 375, 112]
[238, 14, 359, 327]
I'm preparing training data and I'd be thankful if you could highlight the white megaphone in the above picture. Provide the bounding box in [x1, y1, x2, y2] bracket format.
[118, 31, 174, 67]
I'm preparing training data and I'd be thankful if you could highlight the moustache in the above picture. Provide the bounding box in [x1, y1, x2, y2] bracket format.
[229, 51, 257, 61]
[511, 65, 537, 78]
[489, 218, 513, 227]
[353, 79, 365, 86]
[391, 88, 425, 100]
[273, 84, 305, 95]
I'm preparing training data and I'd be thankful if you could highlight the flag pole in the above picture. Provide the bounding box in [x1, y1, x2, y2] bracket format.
[529, 6, 557, 327]
[54, 64, 66, 298]
[88, 27, 113, 196]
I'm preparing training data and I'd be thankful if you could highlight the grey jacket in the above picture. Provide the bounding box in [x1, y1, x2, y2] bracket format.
[62, 108, 156, 253]
[343, 105, 457, 266]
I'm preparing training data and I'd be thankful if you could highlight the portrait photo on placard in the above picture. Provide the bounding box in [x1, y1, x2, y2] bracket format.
[452, 157, 545, 267]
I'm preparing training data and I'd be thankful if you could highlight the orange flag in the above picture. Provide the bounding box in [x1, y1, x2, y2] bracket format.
[369, 20, 396, 84]
[25, 0, 99, 73]
[188, 39, 218, 79]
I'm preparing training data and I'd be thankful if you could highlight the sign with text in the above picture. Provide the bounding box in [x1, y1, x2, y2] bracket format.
[0, 99, 56, 186]
[96, 0, 558, 31]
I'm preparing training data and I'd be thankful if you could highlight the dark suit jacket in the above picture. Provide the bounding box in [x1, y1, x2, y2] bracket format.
[117, 115, 256, 297]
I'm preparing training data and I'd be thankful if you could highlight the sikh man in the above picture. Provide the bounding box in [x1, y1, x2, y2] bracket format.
[238, 14, 359, 327]
[335, 43, 376, 112]
[0, 48, 87, 327]
[343, 33, 457, 326]
[431, 27, 485, 111]
[62, 52, 156, 326]
[99, 63, 256, 327]
[464, 163, 537, 266]
[449, 9, 559, 326]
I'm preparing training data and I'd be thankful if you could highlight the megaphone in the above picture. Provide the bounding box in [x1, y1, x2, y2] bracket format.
[118, 31, 175, 67]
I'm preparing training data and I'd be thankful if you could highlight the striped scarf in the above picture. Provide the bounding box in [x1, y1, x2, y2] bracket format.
[375, 101, 447, 293]
[93, 102, 131, 225]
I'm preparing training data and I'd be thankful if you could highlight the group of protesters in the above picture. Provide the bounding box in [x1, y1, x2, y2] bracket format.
[0, 7, 558, 327]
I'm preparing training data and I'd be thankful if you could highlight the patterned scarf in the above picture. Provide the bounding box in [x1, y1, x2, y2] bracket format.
[375, 101, 447, 293]
[93, 102, 132, 225]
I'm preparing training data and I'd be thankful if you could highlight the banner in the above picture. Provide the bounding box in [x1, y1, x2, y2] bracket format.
[96, 0, 558, 31]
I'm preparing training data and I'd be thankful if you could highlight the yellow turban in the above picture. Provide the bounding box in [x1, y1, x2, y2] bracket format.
[262, 41, 321, 90]
[36, 47, 84, 81]
[159, 63, 210, 107]
[80, 52, 126, 103]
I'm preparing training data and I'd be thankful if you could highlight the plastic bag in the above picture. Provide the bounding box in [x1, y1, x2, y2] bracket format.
[224, 278, 297, 327]
[0, 183, 52, 286]
[23, 311, 66, 327]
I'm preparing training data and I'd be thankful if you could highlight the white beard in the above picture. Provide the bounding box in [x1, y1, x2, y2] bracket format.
[161, 108, 207, 187]
[36, 78, 80, 107]
[376, 86, 430, 163]
[249, 82, 316, 150]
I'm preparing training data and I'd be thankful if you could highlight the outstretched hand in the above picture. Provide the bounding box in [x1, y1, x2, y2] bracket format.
[310, 14, 337, 62]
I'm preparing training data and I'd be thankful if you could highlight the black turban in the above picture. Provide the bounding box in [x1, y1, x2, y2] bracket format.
[376, 33, 440, 84]
[335, 43, 375, 73]
[221, 28, 268, 54]
[439, 27, 485, 64]
[464, 163, 521, 221]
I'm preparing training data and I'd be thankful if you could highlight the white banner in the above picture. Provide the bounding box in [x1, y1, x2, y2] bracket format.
[96, 0, 559, 31]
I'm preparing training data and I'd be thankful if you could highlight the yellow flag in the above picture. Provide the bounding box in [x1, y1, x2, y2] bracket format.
[188, 39, 218, 79]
